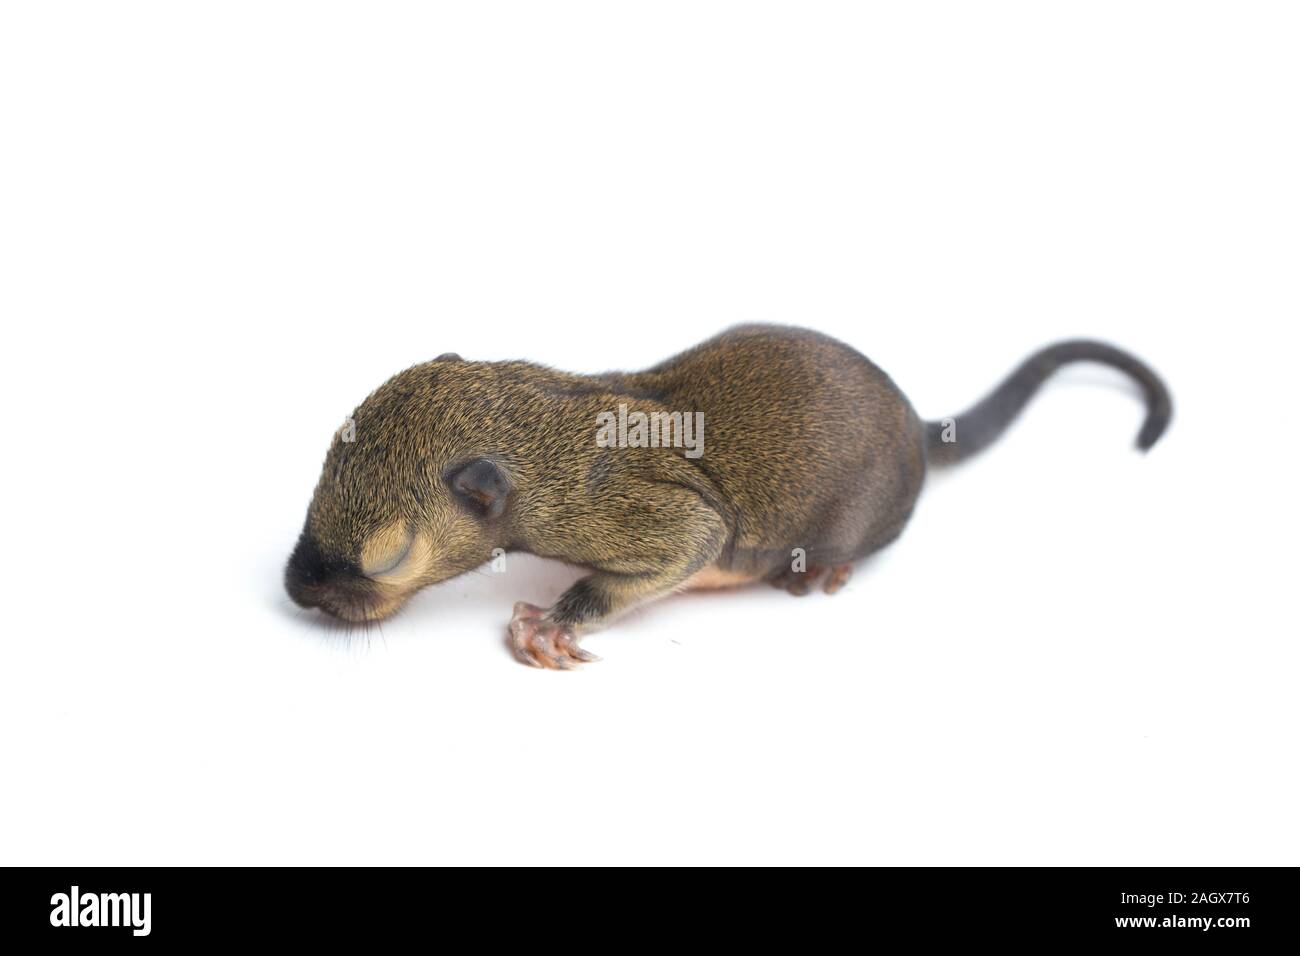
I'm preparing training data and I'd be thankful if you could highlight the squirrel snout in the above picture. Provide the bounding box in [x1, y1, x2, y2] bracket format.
[284, 533, 367, 613]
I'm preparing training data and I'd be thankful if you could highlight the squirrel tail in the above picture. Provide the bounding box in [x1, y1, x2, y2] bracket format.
[925, 340, 1173, 466]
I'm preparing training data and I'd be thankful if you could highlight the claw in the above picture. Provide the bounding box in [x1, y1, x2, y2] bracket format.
[557, 632, 600, 662]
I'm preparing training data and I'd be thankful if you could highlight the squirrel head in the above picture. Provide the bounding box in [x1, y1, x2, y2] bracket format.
[284, 359, 513, 623]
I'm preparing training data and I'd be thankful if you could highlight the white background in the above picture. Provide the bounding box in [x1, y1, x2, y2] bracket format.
[1, 2, 1296, 865]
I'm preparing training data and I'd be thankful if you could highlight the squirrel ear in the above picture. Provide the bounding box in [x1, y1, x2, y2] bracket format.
[447, 458, 510, 520]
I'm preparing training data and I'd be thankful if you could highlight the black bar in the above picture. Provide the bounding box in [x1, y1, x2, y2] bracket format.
[1, 867, 1294, 944]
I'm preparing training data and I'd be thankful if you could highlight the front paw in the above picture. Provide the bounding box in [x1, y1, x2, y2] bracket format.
[507, 602, 600, 669]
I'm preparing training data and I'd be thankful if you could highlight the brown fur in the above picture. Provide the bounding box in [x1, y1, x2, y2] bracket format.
[285, 324, 1169, 666]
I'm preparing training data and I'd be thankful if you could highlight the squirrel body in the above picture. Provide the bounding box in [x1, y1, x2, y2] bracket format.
[286, 324, 1171, 667]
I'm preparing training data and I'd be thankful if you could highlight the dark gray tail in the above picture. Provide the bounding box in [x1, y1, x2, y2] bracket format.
[926, 340, 1172, 466]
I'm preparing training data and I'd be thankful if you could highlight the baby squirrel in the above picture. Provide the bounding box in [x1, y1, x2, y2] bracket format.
[286, 324, 1171, 668]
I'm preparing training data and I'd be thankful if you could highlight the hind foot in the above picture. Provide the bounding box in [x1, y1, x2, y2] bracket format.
[507, 602, 600, 670]
[770, 564, 822, 595]
[823, 563, 852, 594]
[770, 563, 853, 596]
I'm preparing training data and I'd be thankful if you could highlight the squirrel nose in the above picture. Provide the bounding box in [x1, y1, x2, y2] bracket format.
[285, 532, 361, 606]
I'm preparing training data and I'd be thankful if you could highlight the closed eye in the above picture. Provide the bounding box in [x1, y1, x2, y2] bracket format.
[363, 532, 414, 578]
